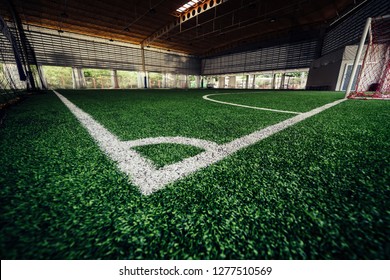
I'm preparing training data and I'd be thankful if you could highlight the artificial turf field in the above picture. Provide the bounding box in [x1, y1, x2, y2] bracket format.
[0, 89, 389, 259]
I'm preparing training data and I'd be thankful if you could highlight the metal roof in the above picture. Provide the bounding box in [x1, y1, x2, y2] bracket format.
[1, 0, 363, 56]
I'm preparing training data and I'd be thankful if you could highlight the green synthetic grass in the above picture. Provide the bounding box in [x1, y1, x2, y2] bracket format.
[0, 90, 29, 106]
[57, 89, 294, 143]
[0, 89, 389, 259]
[133, 143, 204, 168]
[209, 90, 343, 112]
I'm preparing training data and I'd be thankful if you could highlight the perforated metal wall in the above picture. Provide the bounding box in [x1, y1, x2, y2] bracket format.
[144, 49, 200, 75]
[201, 39, 319, 75]
[27, 30, 143, 71]
[1, 25, 200, 75]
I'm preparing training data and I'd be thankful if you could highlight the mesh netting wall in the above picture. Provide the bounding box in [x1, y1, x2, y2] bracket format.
[354, 16, 390, 95]
[0, 17, 27, 95]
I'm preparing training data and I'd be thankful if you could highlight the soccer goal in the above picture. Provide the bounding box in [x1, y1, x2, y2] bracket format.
[345, 15, 390, 99]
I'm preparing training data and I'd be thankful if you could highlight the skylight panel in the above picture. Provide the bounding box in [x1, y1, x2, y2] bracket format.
[176, 0, 200, 13]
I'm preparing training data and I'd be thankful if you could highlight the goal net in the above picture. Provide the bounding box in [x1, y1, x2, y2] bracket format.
[347, 15, 390, 99]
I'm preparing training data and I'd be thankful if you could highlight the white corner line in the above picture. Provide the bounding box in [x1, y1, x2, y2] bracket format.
[203, 92, 302, 114]
[53, 90, 346, 195]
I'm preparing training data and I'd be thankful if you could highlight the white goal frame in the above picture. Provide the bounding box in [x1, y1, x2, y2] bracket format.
[345, 15, 390, 98]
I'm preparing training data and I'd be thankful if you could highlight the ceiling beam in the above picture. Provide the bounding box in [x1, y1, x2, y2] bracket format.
[123, 0, 167, 31]
[142, 0, 226, 47]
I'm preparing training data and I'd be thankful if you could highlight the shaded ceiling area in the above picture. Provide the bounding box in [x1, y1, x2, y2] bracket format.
[1, 0, 365, 56]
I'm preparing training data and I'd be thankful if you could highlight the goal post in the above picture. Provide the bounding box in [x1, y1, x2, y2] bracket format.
[345, 15, 390, 99]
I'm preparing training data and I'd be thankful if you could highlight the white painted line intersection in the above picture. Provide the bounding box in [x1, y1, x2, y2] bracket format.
[54, 90, 345, 195]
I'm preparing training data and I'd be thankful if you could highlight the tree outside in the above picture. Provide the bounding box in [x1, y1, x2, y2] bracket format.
[42, 66, 73, 89]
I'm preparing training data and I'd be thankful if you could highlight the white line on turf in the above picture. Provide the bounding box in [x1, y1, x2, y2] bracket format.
[125, 136, 219, 151]
[203, 92, 302, 114]
[54, 90, 346, 195]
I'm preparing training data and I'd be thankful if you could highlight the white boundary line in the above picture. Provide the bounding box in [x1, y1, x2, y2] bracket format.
[203, 92, 302, 114]
[54, 90, 346, 195]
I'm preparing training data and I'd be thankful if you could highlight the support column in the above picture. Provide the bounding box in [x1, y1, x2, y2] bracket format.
[195, 75, 201, 88]
[252, 74, 256, 89]
[271, 73, 276, 89]
[137, 71, 144, 88]
[111, 69, 119, 89]
[163, 73, 168, 88]
[280, 73, 286, 89]
[72, 67, 85, 89]
[228, 76, 236, 88]
[218, 76, 225, 88]
[141, 45, 148, 88]
[185, 75, 189, 88]
[37, 64, 48, 90]
[144, 73, 148, 88]
[245, 75, 250, 89]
